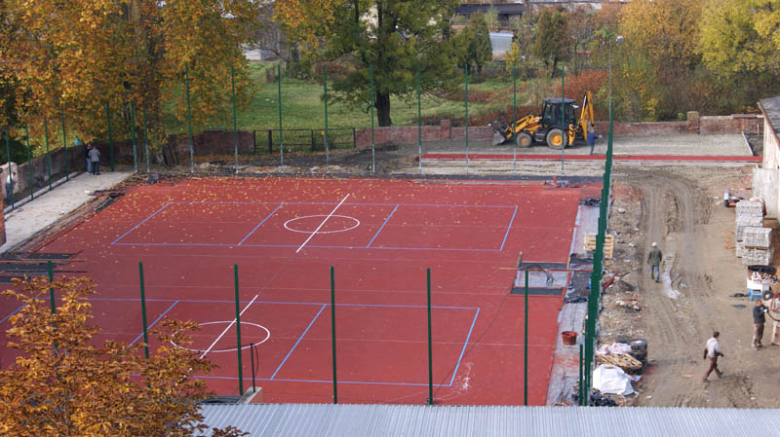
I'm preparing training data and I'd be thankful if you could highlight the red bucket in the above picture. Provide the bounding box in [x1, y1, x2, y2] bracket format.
[562, 331, 578, 346]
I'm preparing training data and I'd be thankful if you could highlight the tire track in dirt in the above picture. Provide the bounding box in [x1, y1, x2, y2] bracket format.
[621, 170, 757, 408]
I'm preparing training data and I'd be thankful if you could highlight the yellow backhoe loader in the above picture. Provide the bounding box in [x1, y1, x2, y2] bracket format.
[489, 91, 596, 150]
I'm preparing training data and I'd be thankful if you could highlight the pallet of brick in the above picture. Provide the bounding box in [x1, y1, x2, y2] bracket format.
[735, 216, 764, 241]
[742, 248, 773, 266]
[736, 241, 745, 258]
[743, 227, 772, 249]
[736, 200, 765, 217]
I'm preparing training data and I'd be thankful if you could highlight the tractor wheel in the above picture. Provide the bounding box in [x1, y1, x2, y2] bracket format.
[546, 128, 566, 150]
[516, 132, 533, 148]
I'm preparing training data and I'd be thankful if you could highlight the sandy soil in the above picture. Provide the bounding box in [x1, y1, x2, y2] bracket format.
[601, 166, 780, 408]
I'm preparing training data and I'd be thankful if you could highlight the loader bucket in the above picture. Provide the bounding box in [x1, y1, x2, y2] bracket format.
[492, 132, 508, 146]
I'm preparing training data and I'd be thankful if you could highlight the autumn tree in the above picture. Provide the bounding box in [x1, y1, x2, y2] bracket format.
[2, 0, 263, 149]
[0, 276, 245, 437]
[532, 8, 573, 77]
[616, 0, 702, 120]
[274, 0, 462, 126]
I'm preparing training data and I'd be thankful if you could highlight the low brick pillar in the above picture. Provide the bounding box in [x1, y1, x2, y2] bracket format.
[687, 111, 700, 134]
[440, 119, 452, 140]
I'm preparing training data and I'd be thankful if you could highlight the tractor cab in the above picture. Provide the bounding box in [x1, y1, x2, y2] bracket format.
[541, 98, 577, 129]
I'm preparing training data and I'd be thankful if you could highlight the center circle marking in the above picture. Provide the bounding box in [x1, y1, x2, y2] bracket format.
[170, 321, 271, 354]
[284, 215, 360, 234]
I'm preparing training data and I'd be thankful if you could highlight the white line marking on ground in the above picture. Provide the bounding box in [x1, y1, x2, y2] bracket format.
[199, 294, 259, 359]
[295, 194, 350, 253]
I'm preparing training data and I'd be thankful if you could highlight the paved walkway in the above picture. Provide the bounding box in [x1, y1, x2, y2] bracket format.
[1, 171, 132, 253]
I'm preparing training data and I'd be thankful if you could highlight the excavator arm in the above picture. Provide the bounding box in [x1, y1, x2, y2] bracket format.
[578, 90, 595, 138]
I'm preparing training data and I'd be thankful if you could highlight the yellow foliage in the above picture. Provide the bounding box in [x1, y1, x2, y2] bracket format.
[0, 276, 247, 437]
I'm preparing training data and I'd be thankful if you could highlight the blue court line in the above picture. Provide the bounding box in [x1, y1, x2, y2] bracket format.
[448, 308, 480, 386]
[112, 241, 502, 252]
[111, 202, 171, 245]
[194, 374, 451, 387]
[499, 206, 519, 252]
[81, 296, 478, 311]
[168, 200, 516, 209]
[129, 300, 180, 347]
[366, 204, 398, 248]
[238, 202, 284, 245]
[0, 304, 26, 324]
[270, 304, 327, 380]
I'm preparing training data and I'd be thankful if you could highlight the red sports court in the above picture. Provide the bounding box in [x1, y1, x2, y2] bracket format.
[0, 177, 597, 405]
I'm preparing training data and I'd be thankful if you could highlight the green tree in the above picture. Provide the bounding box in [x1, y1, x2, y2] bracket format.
[293, 0, 461, 126]
[532, 9, 573, 77]
[484, 7, 500, 32]
[468, 11, 494, 75]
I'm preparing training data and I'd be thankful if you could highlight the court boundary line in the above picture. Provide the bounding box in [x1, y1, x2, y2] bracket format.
[270, 303, 328, 380]
[238, 203, 284, 245]
[98, 297, 479, 387]
[0, 304, 26, 324]
[111, 202, 517, 252]
[296, 194, 350, 253]
[129, 300, 180, 347]
[366, 204, 398, 248]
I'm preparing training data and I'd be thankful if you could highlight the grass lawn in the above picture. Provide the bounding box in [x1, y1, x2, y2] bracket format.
[164, 62, 540, 134]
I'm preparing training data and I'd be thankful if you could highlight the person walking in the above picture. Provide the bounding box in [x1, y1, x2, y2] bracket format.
[88, 145, 101, 175]
[702, 331, 724, 382]
[85, 143, 93, 174]
[753, 299, 768, 350]
[5, 170, 13, 203]
[587, 122, 598, 155]
[647, 242, 663, 283]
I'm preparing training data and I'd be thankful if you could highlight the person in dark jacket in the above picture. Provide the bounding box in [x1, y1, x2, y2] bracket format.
[753, 300, 767, 350]
[647, 242, 663, 283]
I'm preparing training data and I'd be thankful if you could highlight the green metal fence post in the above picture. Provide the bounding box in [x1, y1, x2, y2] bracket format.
[142, 103, 150, 173]
[579, 343, 584, 406]
[330, 266, 338, 404]
[234, 264, 244, 395]
[323, 66, 330, 174]
[369, 65, 375, 174]
[427, 268, 434, 405]
[25, 124, 32, 201]
[524, 269, 529, 406]
[417, 64, 422, 175]
[106, 101, 114, 171]
[60, 112, 68, 181]
[277, 64, 284, 171]
[185, 64, 195, 174]
[130, 101, 138, 173]
[464, 65, 469, 175]
[561, 65, 565, 174]
[231, 66, 239, 175]
[512, 67, 517, 173]
[5, 128, 13, 209]
[43, 115, 51, 190]
[139, 262, 150, 359]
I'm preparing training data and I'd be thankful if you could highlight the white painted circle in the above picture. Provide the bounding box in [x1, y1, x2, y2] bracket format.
[170, 321, 271, 354]
[284, 215, 360, 234]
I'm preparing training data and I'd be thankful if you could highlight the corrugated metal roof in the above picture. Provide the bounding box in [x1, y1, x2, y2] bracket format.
[759, 96, 780, 136]
[199, 404, 777, 437]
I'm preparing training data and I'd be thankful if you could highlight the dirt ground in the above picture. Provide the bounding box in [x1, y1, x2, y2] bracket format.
[602, 166, 780, 408]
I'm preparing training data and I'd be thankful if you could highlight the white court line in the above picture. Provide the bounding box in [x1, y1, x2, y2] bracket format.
[199, 294, 259, 359]
[295, 194, 350, 253]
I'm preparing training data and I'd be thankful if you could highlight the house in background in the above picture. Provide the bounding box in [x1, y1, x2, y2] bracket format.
[454, 3, 526, 25]
[756, 96, 780, 217]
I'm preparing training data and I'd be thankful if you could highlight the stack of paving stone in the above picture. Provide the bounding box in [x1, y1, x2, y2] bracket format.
[735, 200, 772, 265]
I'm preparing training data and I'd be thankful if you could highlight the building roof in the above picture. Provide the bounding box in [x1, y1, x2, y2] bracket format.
[455, 3, 525, 16]
[199, 404, 780, 437]
[759, 96, 780, 140]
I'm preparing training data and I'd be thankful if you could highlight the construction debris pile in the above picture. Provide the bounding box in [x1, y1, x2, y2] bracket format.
[735, 200, 772, 266]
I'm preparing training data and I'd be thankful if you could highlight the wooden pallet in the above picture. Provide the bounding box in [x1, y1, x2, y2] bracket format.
[596, 353, 642, 371]
[584, 234, 614, 259]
